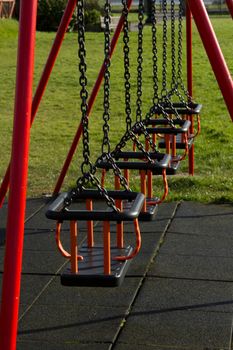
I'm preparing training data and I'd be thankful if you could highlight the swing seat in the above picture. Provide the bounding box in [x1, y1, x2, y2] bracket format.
[46, 190, 144, 287]
[152, 102, 202, 115]
[96, 153, 170, 175]
[46, 189, 145, 222]
[145, 119, 191, 135]
[159, 133, 194, 150]
[96, 154, 170, 221]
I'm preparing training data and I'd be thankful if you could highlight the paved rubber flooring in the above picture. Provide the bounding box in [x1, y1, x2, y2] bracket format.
[1, 198, 233, 349]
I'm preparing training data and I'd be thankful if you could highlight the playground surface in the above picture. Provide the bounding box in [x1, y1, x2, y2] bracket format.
[1, 197, 233, 349]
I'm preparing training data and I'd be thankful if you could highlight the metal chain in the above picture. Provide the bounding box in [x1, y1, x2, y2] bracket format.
[99, 0, 130, 192]
[77, 0, 92, 174]
[166, 0, 189, 108]
[133, 121, 158, 153]
[66, 0, 119, 212]
[112, 128, 154, 163]
[136, 0, 144, 122]
[151, 0, 159, 105]
[177, 0, 193, 103]
[161, 0, 168, 99]
[122, 0, 132, 132]
[96, 153, 130, 190]
[171, 0, 176, 90]
[159, 0, 181, 120]
[102, 0, 111, 154]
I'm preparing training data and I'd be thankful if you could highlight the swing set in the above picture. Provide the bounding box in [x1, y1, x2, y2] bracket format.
[0, 0, 233, 349]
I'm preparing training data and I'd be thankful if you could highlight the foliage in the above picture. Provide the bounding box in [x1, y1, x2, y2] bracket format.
[36, 0, 67, 32]
[14, 0, 102, 32]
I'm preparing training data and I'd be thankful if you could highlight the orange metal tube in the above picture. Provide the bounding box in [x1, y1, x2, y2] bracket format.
[174, 133, 188, 162]
[140, 170, 147, 212]
[147, 169, 168, 205]
[124, 159, 130, 184]
[101, 169, 106, 187]
[103, 221, 111, 275]
[190, 114, 201, 139]
[115, 176, 124, 248]
[171, 135, 176, 158]
[147, 170, 153, 199]
[165, 134, 171, 155]
[55, 222, 83, 260]
[70, 221, 78, 273]
[86, 200, 94, 248]
[114, 218, 141, 261]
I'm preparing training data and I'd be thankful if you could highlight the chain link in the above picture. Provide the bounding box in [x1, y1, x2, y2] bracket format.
[177, 0, 193, 103]
[151, 0, 159, 105]
[136, 0, 144, 122]
[77, 0, 92, 173]
[66, 0, 119, 212]
[102, 0, 111, 154]
[122, 0, 132, 131]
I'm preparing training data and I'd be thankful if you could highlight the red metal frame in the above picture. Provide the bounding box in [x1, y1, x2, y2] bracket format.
[187, 0, 233, 120]
[53, 0, 134, 195]
[226, 0, 233, 18]
[0, 0, 77, 207]
[0, 1, 38, 349]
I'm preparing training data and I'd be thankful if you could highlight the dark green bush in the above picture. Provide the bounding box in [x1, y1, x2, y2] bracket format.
[15, 0, 102, 32]
[37, 0, 67, 32]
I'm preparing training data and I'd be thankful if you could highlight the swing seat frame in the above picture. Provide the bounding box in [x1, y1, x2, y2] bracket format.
[96, 153, 170, 175]
[46, 189, 144, 287]
[152, 102, 202, 115]
[46, 189, 145, 221]
[145, 119, 191, 135]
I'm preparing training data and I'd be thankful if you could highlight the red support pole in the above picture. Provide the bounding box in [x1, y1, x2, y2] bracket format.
[0, 0, 77, 207]
[0, 1, 37, 349]
[226, 0, 233, 19]
[187, 0, 233, 121]
[186, 1, 194, 176]
[53, 0, 134, 195]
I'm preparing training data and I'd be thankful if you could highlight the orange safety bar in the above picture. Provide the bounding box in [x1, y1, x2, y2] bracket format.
[55, 221, 83, 261]
[140, 170, 147, 212]
[189, 114, 201, 139]
[147, 168, 168, 205]
[103, 221, 111, 275]
[114, 218, 141, 261]
[86, 199, 94, 247]
[115, 176, 124, 248]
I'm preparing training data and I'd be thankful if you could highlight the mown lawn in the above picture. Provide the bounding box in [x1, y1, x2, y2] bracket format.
[0, 17, 233, 203]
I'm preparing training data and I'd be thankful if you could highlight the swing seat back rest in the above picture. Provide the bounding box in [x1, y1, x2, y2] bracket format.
[46, 190, 145, 222]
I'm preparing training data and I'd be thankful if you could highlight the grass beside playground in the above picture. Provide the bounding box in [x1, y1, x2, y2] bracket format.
[0, 17, 233, 203]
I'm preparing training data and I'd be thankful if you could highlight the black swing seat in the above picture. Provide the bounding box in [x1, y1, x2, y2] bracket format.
[46, 189, 145, 222]
[96, 153, 171, 175]
[152, 102, 202, 115]
[46, 190, 145, 287]
[145, 119, 191, 135]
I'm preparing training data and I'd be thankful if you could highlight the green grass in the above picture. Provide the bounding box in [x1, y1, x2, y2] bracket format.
[0, 17, 233, 203]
